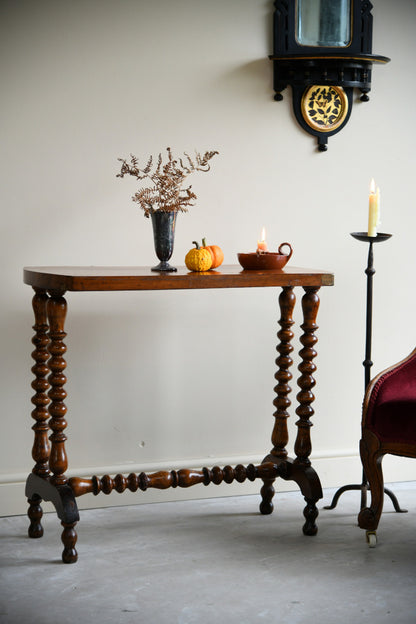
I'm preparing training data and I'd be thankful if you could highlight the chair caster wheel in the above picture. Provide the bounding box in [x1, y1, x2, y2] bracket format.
[366, 531, 377, 548]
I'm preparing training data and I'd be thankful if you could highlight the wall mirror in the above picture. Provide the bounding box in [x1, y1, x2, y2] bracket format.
[270, 0, 389, 150]
[296, 0, 351, 48]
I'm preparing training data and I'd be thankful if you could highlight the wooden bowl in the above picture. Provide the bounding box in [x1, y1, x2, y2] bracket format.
[238, 243, 293, 270]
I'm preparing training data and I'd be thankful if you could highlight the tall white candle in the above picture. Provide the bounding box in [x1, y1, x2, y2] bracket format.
[368, 178, 380, 237]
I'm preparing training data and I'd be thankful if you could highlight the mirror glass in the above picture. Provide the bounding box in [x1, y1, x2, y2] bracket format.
[296, 0, 351, 47]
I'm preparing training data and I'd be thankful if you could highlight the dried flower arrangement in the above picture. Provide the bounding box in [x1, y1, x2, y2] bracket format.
[117, 147, 219, 218]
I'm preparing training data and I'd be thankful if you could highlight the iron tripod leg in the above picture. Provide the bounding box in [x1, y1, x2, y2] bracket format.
[323, 468, 407, 512]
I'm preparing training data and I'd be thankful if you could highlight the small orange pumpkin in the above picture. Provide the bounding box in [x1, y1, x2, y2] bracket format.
[201, 237, 224, 269]
[185, 241, 212, 272]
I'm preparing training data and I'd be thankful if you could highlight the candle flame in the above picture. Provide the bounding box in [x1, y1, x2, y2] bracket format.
[260, 227, 266, 241]
[370, 178, 376, 194]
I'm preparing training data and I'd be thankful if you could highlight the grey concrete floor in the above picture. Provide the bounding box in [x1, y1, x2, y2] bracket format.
[1, 482, 415, 624]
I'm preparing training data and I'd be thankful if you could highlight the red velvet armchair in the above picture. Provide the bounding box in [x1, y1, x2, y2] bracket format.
[358, 347, 416, 545]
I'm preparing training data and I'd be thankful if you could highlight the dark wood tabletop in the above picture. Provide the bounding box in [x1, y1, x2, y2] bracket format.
[24, 265, 334, 292]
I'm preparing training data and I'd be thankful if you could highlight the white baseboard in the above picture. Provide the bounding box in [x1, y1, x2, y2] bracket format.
[1, 451, 414, 517]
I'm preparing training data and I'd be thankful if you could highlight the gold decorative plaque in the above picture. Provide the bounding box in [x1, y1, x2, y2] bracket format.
[301, 85, 349, 133]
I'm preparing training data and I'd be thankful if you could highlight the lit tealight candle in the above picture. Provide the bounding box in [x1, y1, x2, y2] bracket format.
[368, 178, 380, 237]
[257, 227, 268, 252]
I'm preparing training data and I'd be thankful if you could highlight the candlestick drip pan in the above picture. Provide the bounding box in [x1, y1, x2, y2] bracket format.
[351, 232, 392, 243]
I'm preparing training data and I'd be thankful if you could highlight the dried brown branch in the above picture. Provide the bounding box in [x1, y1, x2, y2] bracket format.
[117, 147, 218, 218]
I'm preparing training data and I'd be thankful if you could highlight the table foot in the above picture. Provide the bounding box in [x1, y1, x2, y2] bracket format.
[26, 473, 80, 561]
[287, 460, 322, 502]
[259, 455, 322, 535]
[259, 478, 275, 515]
[303, 497, 319, 536]
[61, 521, 78, 564]
[259, 454, 290, 515]
[26, 473, 79, 523]
[27, 494, 44, 538]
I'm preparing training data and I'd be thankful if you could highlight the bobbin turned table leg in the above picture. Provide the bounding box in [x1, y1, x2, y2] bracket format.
[47, 290, 78, 563]
[260, 286, 296, 515]
[294, 287, 322, 535]
[27, 288, 51, 539]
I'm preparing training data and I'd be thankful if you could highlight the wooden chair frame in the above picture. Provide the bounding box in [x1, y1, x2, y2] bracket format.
[358, 347, 416, 539]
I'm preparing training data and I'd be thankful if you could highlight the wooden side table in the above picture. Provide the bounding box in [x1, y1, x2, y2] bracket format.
[24, 265, 334, 562]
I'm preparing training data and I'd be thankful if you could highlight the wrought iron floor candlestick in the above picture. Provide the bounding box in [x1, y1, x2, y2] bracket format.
[324, 232, 406, 513]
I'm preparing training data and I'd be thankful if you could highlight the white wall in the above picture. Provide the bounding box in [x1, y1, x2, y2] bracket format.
[1, 0, 415, 516]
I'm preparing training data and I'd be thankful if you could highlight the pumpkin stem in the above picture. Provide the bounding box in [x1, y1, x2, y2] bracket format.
[202, 237, 207, 247]
[192, 240, 200, 249]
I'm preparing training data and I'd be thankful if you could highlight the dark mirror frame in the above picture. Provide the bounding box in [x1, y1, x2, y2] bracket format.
[270, 0, 390, 150]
